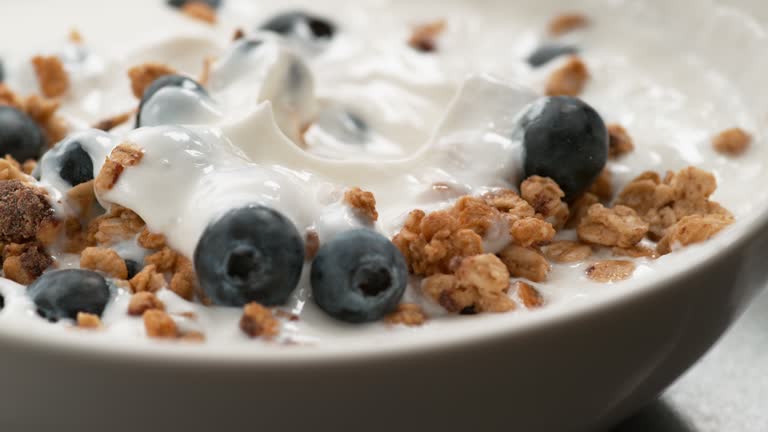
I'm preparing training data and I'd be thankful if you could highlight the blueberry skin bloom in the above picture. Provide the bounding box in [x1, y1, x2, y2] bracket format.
[28, 270, 111, 322]
[311, 229, 408, 324]
[136, 74, 208, 127]
[521, 96, 608, 201]
[194, 206, 304, 307]
[0, 106, 46, 162]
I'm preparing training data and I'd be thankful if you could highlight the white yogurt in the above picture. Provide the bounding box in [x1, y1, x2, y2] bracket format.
[0, 0, 766, 346]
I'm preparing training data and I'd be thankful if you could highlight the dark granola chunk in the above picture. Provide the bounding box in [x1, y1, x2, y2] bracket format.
[0, 180, 54, 243]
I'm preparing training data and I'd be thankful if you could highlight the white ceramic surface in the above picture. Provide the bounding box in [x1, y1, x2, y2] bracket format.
[1, 0, 767, 431]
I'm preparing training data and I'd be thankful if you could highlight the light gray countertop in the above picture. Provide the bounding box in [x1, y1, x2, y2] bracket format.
[615, 288, 768, 431]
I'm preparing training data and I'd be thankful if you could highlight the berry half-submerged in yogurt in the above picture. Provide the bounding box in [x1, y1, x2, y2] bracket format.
[0, 0, 761, 345]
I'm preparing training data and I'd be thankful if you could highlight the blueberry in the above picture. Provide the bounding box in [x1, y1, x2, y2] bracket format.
[194, 205, 304, 307]
[59, 142, 93, 187]
[28, 269, 111, 322]
[311, 229, 408, 323]
[136, 74, 207, 127]
[166, 0, 221, 9]
[0, 58, 5, 82]
[0, 106, 46, 161]
[125, 259, 142, 280]
[316, 107, 369, 144]
[520, 96, 608, 201]
[0, 293, 4, 311]
[527, 44, 578, 67]
[260, 11, 335, 40]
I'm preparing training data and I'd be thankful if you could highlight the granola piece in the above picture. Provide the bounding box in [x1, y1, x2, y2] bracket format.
[589, 168, 613, 201]
[585, 260, 636, 283]
[514, 281, 544, 309]
[545, 56, 589, 97]
[143, 309, 178, 339]
[66, 180, 96, 216]
[2, 242, 53, 285]
[145, 247, 177, 272]
[127, 63, 177, 99]
[612, 245, 658, 259]
[35, 218, 61, 247]
[384, 303, 428, 326]
[456, 254, 515, 313]
[453, 196, 502, 236]
[180, 331, 206, 343]
[87, 205, 145, 245]
[548, 13, 589, 36]
[344, 187, 378, 222]
[80, 246, 128, 279]
[0, 84, 23, 109]
[607, 124, 635, 159]
[240, 302, 280, 339]
[94, 143, 144, 192]
[304, 228, 320, 260]
[69, 29, 84, 44]
[181, 1, 217, 24]
[542, 240, 592, 263]
[0, 180, 54, 244]
[23, 94, 70, 146]
[482, 189, 536, 218]
[567, 193, 599, 230]
[510, 217, 556, 247]
[170, 255, 197, 301]
[498, 245, 550, 282]
[577, 204, 649, 248]
[137, 227, 166, 249]
[408, 19, 446, 53]
[421, 273, 476, 313]
[127, 291, 165, 316]
[712, 127, 751, 156]
[656, 214, 733, 255]
[0, 158, 30, 182]
[31, 56, 69, 98]
[232, 28, 245, 41]
[129, 264, 166, 293]
[92, 111, 134, 131]
[76, 312, 102, 329]
[520, 176, 569, 229]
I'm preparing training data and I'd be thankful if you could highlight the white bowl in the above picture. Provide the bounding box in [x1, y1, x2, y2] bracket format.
[1, 0, 767, 431]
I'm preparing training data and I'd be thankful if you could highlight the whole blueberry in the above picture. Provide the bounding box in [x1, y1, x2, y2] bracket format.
[166, 0, 221, 9]
[0, 293, 4, 311]
[125, 259, 142, 280]
[28, 269, 111, 322]
[260, 11, 336, 40]
[194, 205, 304, 307]
[136, 74, 207, 127]
[0, 106, 46, 162]
[59, 142, 93, 187]
[311, 229, 408, 324]
[527, 44, 578, 67]
[520, 96, 608, 201]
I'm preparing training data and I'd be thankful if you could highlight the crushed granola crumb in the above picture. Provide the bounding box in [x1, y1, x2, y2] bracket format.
[542, 240, 592, 263]
[0, 180, 54, 244]
[608, 124, 635, 159]
[182, 1, 217, 24]
[577, 204, 649, 248]
[498, 244, 550, 282]
[548, 13, 590, 36]
[520, 176, 569, 229]
[94, 142, 144, 192]
[545, 56, 589, 97]
[304, 228, 320, 260]
[585, 260, 636, 283]
[344, 187, 378, 222]
[76, 312, 102, 329]
[385, 303, 428, 326]
[129, 264, 166, 293]
[31, 56, 69, 98]
[143, 309, 178, 339]
[712, 127, 751, 157]
[2, 242, 53, 285]
[656, 214, 733, 255]
[92, 111, 134, 132]
[137, 227, 166, 249]
[127, 63, 177, 99]
[514, 281, 544, 309]
[232, 28, 245, 41]
[80, 246, 128, 279]
[240, 302, 280, 339]
[69, 29, 84, 44]
[128, 291, 165, 316]
[408, 19, 446, 53]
